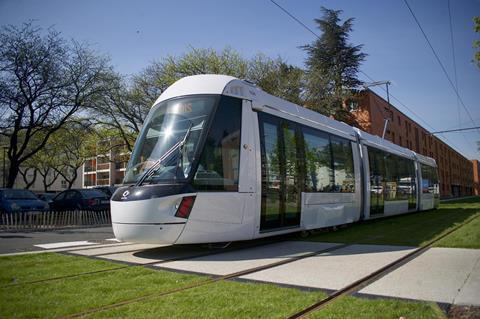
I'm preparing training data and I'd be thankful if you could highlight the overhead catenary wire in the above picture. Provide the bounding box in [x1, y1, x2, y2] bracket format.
[447, 0, 472, 146]
[430, 126, 480, 135]
[267, 0, 467, 154]
[403, 0, 480, 136]
[447, 0, 461, 128]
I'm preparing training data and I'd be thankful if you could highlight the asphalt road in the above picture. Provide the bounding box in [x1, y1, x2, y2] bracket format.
[0, 226, 114, 254]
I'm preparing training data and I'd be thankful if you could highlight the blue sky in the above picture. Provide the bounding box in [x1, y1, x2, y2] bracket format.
[1, 0, 479, 160]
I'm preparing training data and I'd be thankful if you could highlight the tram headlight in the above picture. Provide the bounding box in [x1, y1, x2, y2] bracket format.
[175, 196, 196, 219]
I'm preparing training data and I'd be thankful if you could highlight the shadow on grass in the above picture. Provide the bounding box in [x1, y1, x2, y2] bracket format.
[440, 196, 480, 205]
[303, 207, 479, 247]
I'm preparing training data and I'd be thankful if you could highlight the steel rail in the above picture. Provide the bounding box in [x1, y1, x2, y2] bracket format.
[286, 213, 480, 319]
[1, 234, 297, 289]
[56, 243, 350, 319]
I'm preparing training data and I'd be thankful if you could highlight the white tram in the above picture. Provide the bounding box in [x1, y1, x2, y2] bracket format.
[111, 75, 440, 244]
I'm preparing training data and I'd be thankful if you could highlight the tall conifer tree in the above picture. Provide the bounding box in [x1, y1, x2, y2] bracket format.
[303, 7, 366, 122]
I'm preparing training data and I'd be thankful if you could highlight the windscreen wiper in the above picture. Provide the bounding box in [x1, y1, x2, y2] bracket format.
[135, 124, 193, 187]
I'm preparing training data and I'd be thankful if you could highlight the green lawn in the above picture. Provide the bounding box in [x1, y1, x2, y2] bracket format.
[302, 197, 480, 248]
[0, 253, 122, 286]
[309, 296, 446, 319]
[0, 253, 447, 319]
[0, 254, 205, 319]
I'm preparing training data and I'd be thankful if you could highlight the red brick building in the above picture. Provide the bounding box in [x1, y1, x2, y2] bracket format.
[351, 89, 474, 198]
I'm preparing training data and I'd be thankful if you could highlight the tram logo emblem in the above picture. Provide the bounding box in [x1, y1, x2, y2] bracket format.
[121, 190, 130, 200]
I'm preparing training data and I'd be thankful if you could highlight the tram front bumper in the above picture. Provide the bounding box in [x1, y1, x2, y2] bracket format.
[112, 222, 186, 244]
[110, 193, 191, 244]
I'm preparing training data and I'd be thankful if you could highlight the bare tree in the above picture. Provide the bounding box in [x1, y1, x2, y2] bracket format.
[19, 167, 37, 189]
[0, 22, 113, 187]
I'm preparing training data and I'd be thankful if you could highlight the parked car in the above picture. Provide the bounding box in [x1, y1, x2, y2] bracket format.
[0, 188, 49, 214]
[93, 186, 117, 198]
[50, 189, 110, 211]
[36, 192, 57, 205]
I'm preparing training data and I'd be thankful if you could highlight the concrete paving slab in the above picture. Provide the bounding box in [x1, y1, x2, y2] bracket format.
[361, 248, 480, 305]
[34, 240, 97, 249]
[240, 244, 415, 290]
[98, 245, 224, 265]
[455, 255, 480, 306]
[69, 243, 164, 256]
[157, 241, 340, 276]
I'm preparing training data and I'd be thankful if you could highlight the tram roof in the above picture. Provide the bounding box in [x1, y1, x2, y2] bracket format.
[155, 74, 437, 167]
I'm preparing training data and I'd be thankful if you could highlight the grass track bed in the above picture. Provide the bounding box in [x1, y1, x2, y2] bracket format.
[302, 197, 480, 248]
[309, 296, 446, 319]
[0, 253, 120, 286]
[0, 258, 204, 319]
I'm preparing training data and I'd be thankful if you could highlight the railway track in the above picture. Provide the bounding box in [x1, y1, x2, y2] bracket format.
[286, 213, 480, 319]
[4, 212, 478, 318]
[0, 233, 297, 289]
[57, 243, 350, 319]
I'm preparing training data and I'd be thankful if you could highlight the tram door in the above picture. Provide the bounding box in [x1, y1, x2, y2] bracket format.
[368, 148, 385, 216]
[258, 113, 301, 231]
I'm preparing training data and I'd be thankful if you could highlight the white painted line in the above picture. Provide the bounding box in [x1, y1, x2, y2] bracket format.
[0, 242, 137, 257]
[35, 241, 97, 249]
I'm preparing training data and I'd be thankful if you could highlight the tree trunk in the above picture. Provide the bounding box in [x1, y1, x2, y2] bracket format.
[19, 167, 38, 189]
[6, 161, 20, 188]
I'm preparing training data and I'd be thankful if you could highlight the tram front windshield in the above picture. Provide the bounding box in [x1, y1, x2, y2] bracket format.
[123, 96, 217, 184]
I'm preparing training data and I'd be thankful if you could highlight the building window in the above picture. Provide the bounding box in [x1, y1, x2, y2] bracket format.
[397, 116, 401, 126]
[97, 172, 110, 186]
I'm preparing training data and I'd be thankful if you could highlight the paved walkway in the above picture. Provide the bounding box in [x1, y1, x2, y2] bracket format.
[11, 239, 480, 306]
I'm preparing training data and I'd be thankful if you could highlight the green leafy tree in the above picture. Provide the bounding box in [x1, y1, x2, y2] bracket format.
[302, 7, 366, 123]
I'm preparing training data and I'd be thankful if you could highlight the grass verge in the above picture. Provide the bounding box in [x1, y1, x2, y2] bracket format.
[301, 197, 480, 248]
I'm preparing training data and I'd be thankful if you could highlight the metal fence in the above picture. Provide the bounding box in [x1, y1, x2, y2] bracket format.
[0, 210, 111, 231]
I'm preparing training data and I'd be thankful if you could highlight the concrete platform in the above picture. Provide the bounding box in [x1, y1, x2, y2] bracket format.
[69, 243, 164, 256]
[98, 245, 224, 265]
[156, 241, 340, 275]
[241, 244, 416, 290]
[361, 247, 480, 306]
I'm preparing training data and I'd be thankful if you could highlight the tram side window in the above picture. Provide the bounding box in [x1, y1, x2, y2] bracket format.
[330, 136, 355, 192]
[421, 164, 439, 195]
[369, 148, 417, 203]
[301, 127, 355, 193]
[303, 128, 333, 192]
[194, 96, 242, 191]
